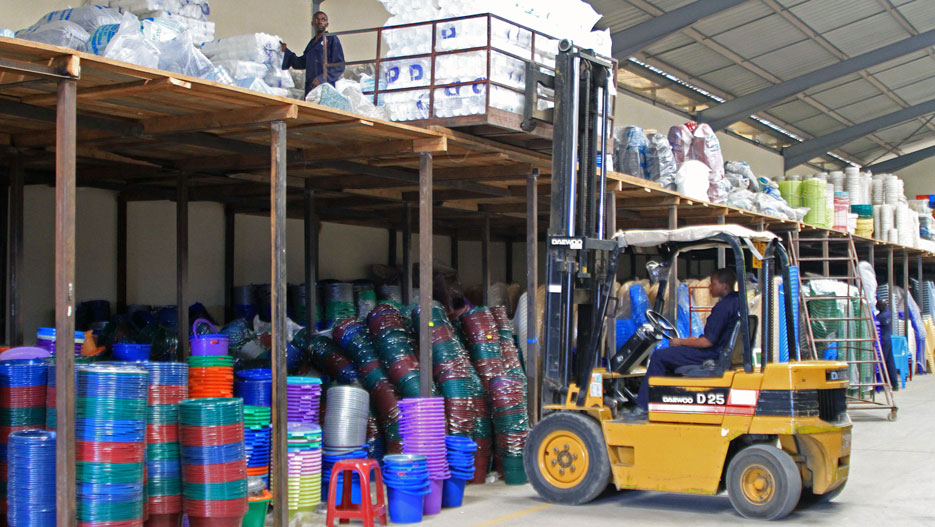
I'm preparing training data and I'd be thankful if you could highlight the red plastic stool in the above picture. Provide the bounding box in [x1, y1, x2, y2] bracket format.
[326, 458, 387, 527]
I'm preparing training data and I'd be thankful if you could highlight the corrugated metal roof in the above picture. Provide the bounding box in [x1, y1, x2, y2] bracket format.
[841, 138, 882, 157]
[873, 121, 933, 145]
[750, 39, 839, 81]
[786, 0, 884, 33]
[587, 0, 935, 166]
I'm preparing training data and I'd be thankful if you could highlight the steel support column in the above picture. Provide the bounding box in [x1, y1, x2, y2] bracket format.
[668, 205, 678, 229]
[888, 247, 895, 335]
[55, 77, 77, 527]
[9, 154, 23, 346]
[604, 190, 617, 362]
[903, 252, 910, 341]
[867, 144, 935, 174]
[418, 152, 433, 397]
[402, 205, 412, 305]
[176, 172, 189, 361]
[270, 121, 288, 527]
[716, 215, 726, 268]
[526, 169, 539, 423]
[304, 180, 318, 332]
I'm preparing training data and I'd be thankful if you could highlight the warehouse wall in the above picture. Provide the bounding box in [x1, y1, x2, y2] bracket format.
[896, 156, 935, 200]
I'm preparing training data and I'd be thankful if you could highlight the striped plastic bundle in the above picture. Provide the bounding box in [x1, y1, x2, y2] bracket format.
[7, 430, 56, 527]
[0, 359, 49, 517]
[46, 358, 89, 431]
[179, 398, 248, 527]
[286, 425, 323, 513]
[368, 304, 420, 398]
[142, 362, 188, 524]
[802, 178, 827, 227]
[243, 406, 271, 487]
[286, 377, 322, 427]
[75, 363, 148, 527]
[490, 306, 524, 377]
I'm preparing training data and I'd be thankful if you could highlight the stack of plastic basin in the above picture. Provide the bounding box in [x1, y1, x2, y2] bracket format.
[190, 320, 229, 357]
[0, 359, 49, 516]
[286, 424, 323, 514]
[75, 363, 148, 526]
[383, 454, 430, 524]
[321, 447, 367, 505]
[243, 488, 272, 527]
[7, 429, 56, 527]
[35, 327, 84, 356]
[113, 343, 152, 362]
[235, 369, 272, 407]
[488, 375, 529, 484]
[179, 398, 248, 527]
[368, 304, 420, 398]
[142, 362, 188, 526]
[188, 356, 234, 399]
[286, 377, 322, 426]
[443, 436, 477, 507]
[398, 397, 449, 515]
[243, 406, 272, 487]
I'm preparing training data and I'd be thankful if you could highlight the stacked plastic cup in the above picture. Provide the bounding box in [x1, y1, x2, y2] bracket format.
[7, 430, 56, 527]
[368, 304, 420, 398]
[398, 397, 449, 515]
[234, 369, 272, 407]
[75, 363, 148, 526]
[243, 406, 272, 487]
[179, 398, 248, 527]
[382, 454, 430, 524]
[143, 362, 188, 525]
[321, 447, 368, 505]
[0, 359, 49, 516]
[286, 377, 322, 426]
[286, 424, 323, 513]
[442, 436, 477, 507]
[188, 356, 234, 399]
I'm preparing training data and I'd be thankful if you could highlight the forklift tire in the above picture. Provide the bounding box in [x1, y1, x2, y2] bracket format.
[726, 444, 802, 520]
[524, 411, 611, 505]
[799, 479, 847, 508]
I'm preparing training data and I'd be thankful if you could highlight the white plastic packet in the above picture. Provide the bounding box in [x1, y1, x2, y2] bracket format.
[83, 13, 160, 69]
[27, 6, 126, 33]
[15, 20, 90, 50]
[675, 160, 711, 202]
[305, 83, 351, 112]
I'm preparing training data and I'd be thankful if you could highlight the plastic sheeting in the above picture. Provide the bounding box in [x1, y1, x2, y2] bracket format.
[613, 126, 648, 179]
[645, 133, 677, 190]
[615, 224, 776, 248]
[14, 20, 90, 50]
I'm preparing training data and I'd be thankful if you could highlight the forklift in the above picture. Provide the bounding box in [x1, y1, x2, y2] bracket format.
[522, 41, 852, 521]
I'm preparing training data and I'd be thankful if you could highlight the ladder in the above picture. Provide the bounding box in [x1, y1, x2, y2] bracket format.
[787, 232, 897, 420]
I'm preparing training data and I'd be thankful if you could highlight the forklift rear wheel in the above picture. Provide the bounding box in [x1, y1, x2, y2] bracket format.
[524, 411, 610, 505]
[799, 479, 847, 508]
[727, 445, 802, 520]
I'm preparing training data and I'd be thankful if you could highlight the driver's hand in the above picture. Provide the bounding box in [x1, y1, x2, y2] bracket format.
[670, 337, 681, 346]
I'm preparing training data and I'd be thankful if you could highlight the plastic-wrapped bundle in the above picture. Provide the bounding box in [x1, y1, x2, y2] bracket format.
[354, 281, 378, 320]
[297, 333, 358, 384]
[675, 160, 711, 202]
[367, 304, 420, 397]
[490, 306, 523, 376]
[669, 122, 727, 202]
[25, 6, 125, 33]
[201, 33, 282, 65]
[323, 282, 356, 328]
[725, 161, 754, 190]
[645, 133, 677, 189]
[14, 21, 90, 50]
[613, 126, 648, 178]
[727, 189, 756, 211]
[460, 307, 507, 392]
[82, 12, 161, 69]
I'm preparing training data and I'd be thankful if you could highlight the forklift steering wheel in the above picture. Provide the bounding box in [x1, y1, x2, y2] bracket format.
[645, 310, 680, 340]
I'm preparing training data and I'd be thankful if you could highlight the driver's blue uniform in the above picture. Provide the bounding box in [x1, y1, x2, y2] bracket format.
[636, 291, 741, 410]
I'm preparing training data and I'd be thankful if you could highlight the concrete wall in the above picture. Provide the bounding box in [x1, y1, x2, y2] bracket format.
[899, 156, 935, 199]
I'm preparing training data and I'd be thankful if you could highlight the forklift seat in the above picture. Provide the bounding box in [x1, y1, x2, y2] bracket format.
[674, 317, 743, 378]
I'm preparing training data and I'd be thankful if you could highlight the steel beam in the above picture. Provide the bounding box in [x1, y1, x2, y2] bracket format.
[866, 144, 935, 174]
[697, 30, 935, 131]
[270, 120, 288, 527]
[612, 0, 748, 59]
[526, 169, 539, 423]
[176, 172, 189, 361]
[784, 99, 935, 169]
[55, 77, 77, 527]
[418, 152, 433, 397]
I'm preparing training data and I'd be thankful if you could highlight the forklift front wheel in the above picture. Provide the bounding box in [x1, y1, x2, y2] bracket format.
[727, 445, 802, 520]
[524, 412, 610, 505]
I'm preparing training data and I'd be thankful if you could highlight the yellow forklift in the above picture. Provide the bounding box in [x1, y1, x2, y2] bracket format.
[523, 42, 851, 521]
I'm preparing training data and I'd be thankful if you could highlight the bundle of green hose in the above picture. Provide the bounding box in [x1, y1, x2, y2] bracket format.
[802, 178, 827, 226]
[779, 179, 802, 208]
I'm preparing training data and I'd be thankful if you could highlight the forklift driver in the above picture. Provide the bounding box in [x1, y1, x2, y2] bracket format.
[634, 268, 741, 416]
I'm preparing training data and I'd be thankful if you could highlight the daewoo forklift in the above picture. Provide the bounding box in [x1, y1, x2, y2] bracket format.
[522, 41, 852, 521]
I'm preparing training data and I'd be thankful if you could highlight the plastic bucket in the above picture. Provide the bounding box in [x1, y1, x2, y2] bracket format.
[113, 344, 151, 362]
[387, 487, 425, 524]
[441, 477, 466, 507]
[471, 455, 489, 484]
[502, 456, 526, 485]
[423, 479, 443, 515]
[242, 490, 271, 527]
[190, 319, 229, 357]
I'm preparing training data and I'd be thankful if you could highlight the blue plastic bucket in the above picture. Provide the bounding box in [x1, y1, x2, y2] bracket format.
[387, 486, 427, 523]
[189, 319, 228, 356]
[442, 477, 466, 507]
[113, 344, 151, 362]
[329, 478, 361, 506]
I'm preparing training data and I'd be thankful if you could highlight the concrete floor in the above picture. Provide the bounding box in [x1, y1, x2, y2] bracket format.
[422, 374, 935, 527]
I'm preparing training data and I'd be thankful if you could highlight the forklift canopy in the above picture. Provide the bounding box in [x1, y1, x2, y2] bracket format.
[615, 225, 777, 248]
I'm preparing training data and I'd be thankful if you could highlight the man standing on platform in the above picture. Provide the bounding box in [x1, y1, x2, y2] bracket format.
[281, 10, 346, 96]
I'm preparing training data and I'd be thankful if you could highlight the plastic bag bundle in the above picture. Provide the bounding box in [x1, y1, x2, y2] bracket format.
[201, 33, 282, 65]
[645, 133, 677, 189]
[104, 0, 211, 21]
[306, 83, 352, 112]
[26, 6, 125, 33]
[675, 160, 711, 202]
[83, 13, 160, 69]
[727, 189, 756, 211]
[613, 126, 648, 178]
[724, 161, 754, 190]
[15, 20, 90, 50]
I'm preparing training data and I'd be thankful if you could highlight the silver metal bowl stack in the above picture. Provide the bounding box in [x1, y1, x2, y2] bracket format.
[322, 385, 370, 452]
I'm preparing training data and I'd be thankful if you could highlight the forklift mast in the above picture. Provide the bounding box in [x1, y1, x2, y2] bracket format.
[541, 40, 615, 409]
